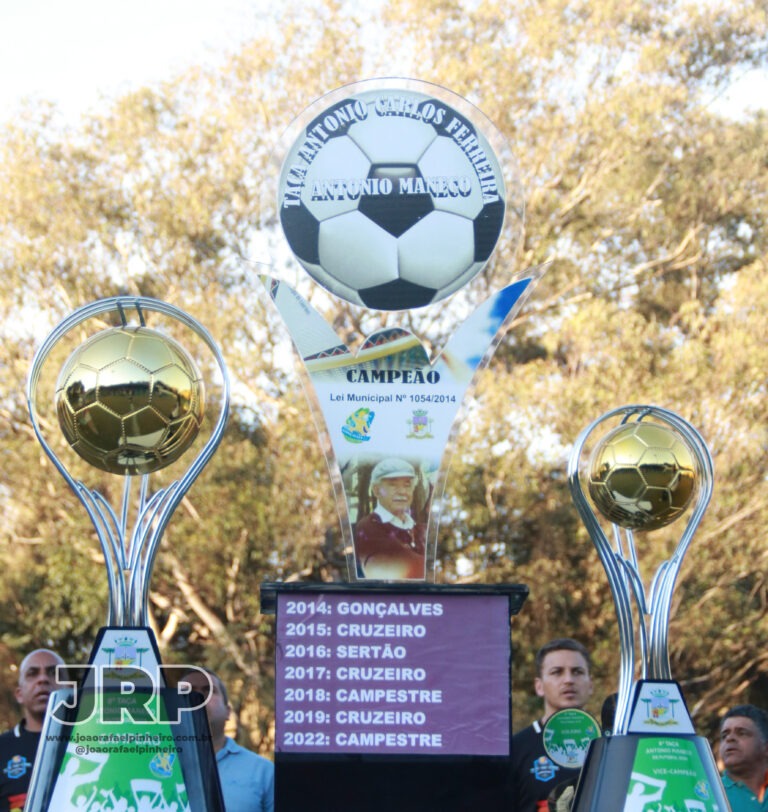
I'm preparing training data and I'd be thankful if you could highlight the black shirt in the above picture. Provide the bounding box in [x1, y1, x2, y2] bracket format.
[0, 721, 40, 812]
[510, 720, 582, 812]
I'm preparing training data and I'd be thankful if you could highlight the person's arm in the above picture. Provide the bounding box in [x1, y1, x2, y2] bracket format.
[263, 773, 274, 812]
[261, 757, 275, 812]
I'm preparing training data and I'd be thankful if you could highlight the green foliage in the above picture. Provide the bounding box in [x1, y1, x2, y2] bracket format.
[0, 0, 766, 752]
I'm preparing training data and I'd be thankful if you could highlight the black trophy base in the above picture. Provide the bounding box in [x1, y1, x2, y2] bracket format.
[276, 754, 510, 812]
[572, 734, 729, 811]
[261, 582, 529, 812]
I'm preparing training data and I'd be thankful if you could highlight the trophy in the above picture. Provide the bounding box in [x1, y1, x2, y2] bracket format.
[264, 77, 538, 583]
[260, 79, 534, 811]
[25, 296, 230, 812]
[567, 405, 729, 811]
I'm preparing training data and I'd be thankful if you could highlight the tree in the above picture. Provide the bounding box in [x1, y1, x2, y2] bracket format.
[0, 0, 765, 748]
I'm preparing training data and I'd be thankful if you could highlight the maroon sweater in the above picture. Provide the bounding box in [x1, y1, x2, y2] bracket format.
[354, 512, 426, 579]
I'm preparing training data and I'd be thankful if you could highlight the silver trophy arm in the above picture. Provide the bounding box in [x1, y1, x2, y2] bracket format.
[568, 405, 714, 735]
[568, 420, 636, 734]
[27, 296, 230, 627]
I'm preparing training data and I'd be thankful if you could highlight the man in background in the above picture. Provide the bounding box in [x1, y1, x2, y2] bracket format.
[719, 704, 768, 811]
[182, 667, 274, 812]
[0, 648, 66, 812]
[510, 638, 594, 812]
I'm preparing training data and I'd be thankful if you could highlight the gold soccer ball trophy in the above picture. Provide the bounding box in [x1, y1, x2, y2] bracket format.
[566, 407, 726, 812]
[568, 405, 713, 736]
[28, 297, 229, 628]
[26, 298, 230, 812]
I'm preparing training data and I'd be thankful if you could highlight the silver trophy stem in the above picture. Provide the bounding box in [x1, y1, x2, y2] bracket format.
[27, 296, 230, 628]
[568, 405, 713, 735]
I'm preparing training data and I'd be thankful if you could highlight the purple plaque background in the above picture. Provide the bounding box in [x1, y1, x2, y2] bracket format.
[275, 592, 510, 755]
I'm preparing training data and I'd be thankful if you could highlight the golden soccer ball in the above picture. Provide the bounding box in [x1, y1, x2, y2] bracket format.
[587, 422, 696, 531]
[55, 326, 205, 475]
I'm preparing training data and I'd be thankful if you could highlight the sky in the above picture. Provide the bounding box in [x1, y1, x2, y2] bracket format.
[0, 0, 760, 296]
[0, 0, 764, 124]
[0, 0, 264, 123]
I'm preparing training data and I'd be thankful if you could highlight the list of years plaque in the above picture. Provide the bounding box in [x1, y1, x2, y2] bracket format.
[275, 592, 511, 756]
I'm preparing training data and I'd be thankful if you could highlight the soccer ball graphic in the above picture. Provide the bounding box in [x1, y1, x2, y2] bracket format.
[279, 89, 506, 310]
[55, 326, 205, 476]
[587, 422, 697, 531]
